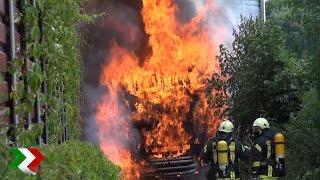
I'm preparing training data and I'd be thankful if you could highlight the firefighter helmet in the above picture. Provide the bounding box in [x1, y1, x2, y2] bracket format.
[252, 118, 270, 129]
[218, 120, 234, 133]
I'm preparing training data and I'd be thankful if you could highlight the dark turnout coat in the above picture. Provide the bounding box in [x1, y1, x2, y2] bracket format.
[250, 129, 277, 178]
[203, 132, 249, 179]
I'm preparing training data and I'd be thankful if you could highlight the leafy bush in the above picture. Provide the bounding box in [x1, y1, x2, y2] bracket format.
[218, 18, 300, 131]
[37, 0, 84, 142]
[266, 0, 320, 178]
[2, 0, 86, 145]
[2, 141, 120, 179]
[285, 90, 320, 179]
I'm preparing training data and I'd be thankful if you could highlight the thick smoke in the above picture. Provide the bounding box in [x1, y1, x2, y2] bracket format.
[82, 0, 146, 145]
[192, 0, 261, 44]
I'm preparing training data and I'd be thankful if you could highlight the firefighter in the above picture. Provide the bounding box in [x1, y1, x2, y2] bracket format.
[250, 117, 285, 179]
[203, 120, 249, 180]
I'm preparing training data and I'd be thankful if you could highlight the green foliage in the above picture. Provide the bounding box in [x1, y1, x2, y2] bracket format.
[2, 141, 120, 179]
[0, 143, 11, 176]
[220, 1, 320, 175]
[266, 0, 320, 178]
[0, 1, 116, 178]
[37, 0, 84, 143]
[286, 89, 320, 179]
[267, 0, 320, 91]
[218, 18, 300, 130]
[1, 0, 45, 147]
[2, 0, 86, 146]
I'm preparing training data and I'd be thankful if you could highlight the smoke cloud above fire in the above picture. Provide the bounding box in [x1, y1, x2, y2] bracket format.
[82, 0, 254, 179]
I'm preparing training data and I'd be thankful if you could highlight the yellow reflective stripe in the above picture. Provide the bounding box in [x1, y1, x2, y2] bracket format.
[244, 145, 250, 152]
[258, 175, 278, 179]
[266, 141, 271, 159]
[268, 165, 273, 177]
[217, 178, 240, 180]
[255, 144, 262, 152]
[211, 142, 218, 163]
[204, 145, 207, 153]
[229, 142, 235, 163]
[231, 171, 235, 179]
[253, 161, 261, 167]
[213, 150, 217, 163]
[258, 175, 270, 179]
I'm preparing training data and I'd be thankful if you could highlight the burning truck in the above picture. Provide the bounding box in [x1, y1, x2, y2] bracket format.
[93, 0, 227, 179]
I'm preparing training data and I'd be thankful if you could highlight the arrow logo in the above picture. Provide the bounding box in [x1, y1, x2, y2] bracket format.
[10, 147, 44, 175]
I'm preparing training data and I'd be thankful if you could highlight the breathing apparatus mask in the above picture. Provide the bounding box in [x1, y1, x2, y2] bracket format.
[252, 126, 262, 138]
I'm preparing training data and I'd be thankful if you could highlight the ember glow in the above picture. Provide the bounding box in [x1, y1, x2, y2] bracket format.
[96, 0, 226, 179]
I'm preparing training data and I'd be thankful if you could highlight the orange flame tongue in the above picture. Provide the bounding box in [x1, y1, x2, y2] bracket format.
[143, 114, 190, 158]
[97, 0, 224, 179]
[142, 0, 218, 77]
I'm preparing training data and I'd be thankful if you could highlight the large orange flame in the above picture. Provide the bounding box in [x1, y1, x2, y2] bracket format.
[96, 0, 226, 179]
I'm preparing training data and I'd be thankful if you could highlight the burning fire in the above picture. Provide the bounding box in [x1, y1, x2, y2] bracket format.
[96, 0, 226, 179]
